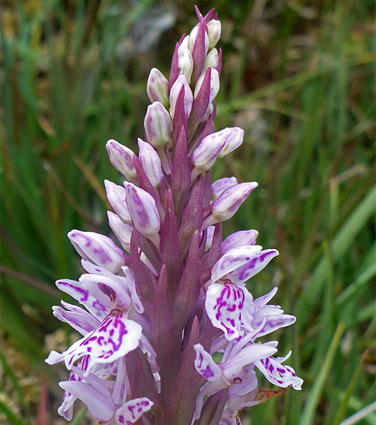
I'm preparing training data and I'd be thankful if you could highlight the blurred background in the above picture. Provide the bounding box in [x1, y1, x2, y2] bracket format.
[1, 0, 375, 424]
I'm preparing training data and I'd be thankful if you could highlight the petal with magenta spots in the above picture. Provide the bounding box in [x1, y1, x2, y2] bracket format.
[56, 309, 142, 374]
[230, 249, 279, 285]
[193, 344, 222, 381]
[205, 282, 245, 340]
[56, 279, 110, 320]
[211, 246, 262, 283]
[255, 356, 303, 390]
[115, 397, 153, 424]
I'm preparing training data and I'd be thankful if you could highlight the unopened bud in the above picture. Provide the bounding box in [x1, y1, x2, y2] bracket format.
[204, 226, 215, 251]
[104, 180, 132, 224]
[207, 19, 221, 49]
[125, 183, 161, 243]
[137, 139, 163, 187]
[220, 229, 259, 254]
[107, 211, 133, 252]
[147, 68, 170, 107]
[211, 176, 238, 200]
[194, 68, 219, 104]
[203, 48, 219, 73]
[203, 182, 258, 228]
[191, 129, 228, 178]
[201, 103, 213, 122]
[170, 75, 193, 119]
[189, 24, 209, 55]
[218, 127, 244, 158]
[178, 47, 194, 83]
[106, 139, 136, 180]
[144, 101, 171, 149]
[67, 230, 126, 273]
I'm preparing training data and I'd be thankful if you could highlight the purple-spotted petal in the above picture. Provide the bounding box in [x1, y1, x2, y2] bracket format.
[211, 246, 279, 285]
[252, 315, 296, 339]
[230, 248, 279, 284]
[57, 359, 89, 420]
[79, 273, 132, 310]
[81, 260, 143, 315]
[223, 343, 277, 383]
[53, 302, 100, 335]
[49, 309, 142, 374]
[211, 246, 262, 283]
[194, 344, 222, 381]
[56, 279, 110, 320]
[205, 282, 245, 340]
[255, 355, 303, 390]
[57, 389, 75, 421]
[115, 397, 153, 424]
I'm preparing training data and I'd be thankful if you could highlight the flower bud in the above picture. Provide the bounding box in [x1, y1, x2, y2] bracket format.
[178, 47, 194, 83]
[191, 129, 228, 177]
[144, 101, 171, 149]
[137, 139, 163, 187]
[67, 230, 126, 273]
[106, 139, 136, 180]
[203, 48, 219, 72]
[204, 225, 215, 251]
[179, 35, 190, 51]
[211, 176, 238, 200]
[201, 103, 213, 123]
[146, 68, 169, 107]
[207, 19, 221, 49]
[218, 127, 244, 158]
[189, 24, 209, 55]
[220, 229, 259, 254]
[203, 182, 258, 228]
[104, 180, 132, 224]
[107, 211, 133, 252]
[125, 183, 161, 241]
[194, 68, 219, 104]
[170, 75, 193, 119]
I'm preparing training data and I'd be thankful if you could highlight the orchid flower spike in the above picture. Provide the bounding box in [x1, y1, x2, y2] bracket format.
[47, 8, 302, 425]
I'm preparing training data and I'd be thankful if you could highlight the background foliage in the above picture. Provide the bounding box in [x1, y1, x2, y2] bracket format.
[1, 0, 375, 424]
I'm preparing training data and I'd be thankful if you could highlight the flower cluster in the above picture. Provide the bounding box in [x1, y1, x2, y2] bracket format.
[47, 7, 302, 425]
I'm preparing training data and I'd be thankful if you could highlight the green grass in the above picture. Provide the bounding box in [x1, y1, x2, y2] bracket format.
[1, 0, 375, 423]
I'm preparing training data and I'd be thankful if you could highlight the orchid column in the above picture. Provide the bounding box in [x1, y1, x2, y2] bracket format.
[46, 7, 302, 425]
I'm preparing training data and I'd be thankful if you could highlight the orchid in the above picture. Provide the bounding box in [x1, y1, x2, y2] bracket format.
[47, 7, 302, 424]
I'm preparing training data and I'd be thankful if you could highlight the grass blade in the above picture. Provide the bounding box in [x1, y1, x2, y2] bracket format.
[301, 322, 345, 425]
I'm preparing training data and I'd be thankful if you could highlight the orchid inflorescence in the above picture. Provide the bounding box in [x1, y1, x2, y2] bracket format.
[46, 7, 302, 425]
